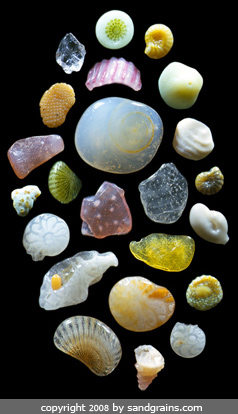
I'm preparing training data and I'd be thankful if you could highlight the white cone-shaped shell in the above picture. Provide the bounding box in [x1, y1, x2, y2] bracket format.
[134, 345, 164, 390]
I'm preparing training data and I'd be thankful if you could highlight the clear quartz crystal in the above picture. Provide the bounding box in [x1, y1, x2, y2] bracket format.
[56, 33, 86, 74]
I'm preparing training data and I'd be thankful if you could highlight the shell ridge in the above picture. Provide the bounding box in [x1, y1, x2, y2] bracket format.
[54, 316, 122, 375]
[85, 58, 141, 91]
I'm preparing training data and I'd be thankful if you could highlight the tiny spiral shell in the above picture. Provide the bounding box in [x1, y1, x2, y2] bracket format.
[48, 161, 82, 204]
[144, 24, 173, 59]
[54, 315, 122, 376]
[195, 167, 224, 195]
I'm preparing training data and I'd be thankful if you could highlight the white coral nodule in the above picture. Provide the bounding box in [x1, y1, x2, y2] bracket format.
[11, 185, 41, 216]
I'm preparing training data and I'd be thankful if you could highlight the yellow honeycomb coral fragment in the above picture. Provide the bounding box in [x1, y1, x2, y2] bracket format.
[40, 83, 75, 128]
[129, 233, 195, 272]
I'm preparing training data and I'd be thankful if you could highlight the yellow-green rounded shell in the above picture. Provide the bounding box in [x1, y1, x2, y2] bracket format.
[195, 166, 224, 195]
[48, 161, 82, 204]
[186, 275, 223, 311]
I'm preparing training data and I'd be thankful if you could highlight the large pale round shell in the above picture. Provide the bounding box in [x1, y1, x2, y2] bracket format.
[170, 322, 206, 358]
[109, 276, 175, 332]
[186, 275, 223, 311]
[75, 97, 163, 174]
[22, 213, 70, 261]
[54, 316, 122, 376]
[48, 161, 82, 204]
[195, 167, 224, 195]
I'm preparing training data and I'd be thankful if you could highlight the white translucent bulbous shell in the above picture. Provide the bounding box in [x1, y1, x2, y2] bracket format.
[75, 97, 163, 174]
[39, 250, 118, 310]
[189, 203, 229, 244]
[95, 10, 134, 49]
[22, 213, 70, 261]
[170, 322, 206, 358]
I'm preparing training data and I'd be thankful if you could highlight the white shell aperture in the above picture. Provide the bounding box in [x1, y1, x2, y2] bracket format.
[189, 203, 229, 244]
[22, 213, 70, 261]
[39, 250, 118, 310]
[75, 97, 163, 174]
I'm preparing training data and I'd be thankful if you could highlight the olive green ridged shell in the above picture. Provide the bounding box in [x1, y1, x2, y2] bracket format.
[195, 166, 224, 195]
[48, 161, 82, 203]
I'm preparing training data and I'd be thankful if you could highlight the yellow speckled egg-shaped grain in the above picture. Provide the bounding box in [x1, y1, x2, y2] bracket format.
[40, 83, 75, 128]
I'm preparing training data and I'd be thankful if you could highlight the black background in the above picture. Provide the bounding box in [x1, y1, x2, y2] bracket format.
[4, 3, 235, 400]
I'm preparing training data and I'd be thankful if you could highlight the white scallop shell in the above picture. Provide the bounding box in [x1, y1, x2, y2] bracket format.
[22, 213, 70, 261]
[173, 118, 214, 160]
[39, 250, 118, 310]
[85, 57, 142, 91]
[189, 203, 229, 244]
[170, 322, 206, 358]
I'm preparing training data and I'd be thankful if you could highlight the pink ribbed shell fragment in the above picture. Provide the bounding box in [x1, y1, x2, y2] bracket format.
[85, 57, 142, 91]
[7, 135, 64, 179]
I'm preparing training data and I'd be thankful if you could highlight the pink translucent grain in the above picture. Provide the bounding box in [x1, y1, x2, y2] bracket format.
[80, 181, 132, 239]
[85, 57, 142, 91]
[7, 135, 64, 179]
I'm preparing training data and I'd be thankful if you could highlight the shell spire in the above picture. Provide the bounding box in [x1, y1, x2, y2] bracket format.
[85, 57, 142, 91]
[134, 345, 165, 390]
